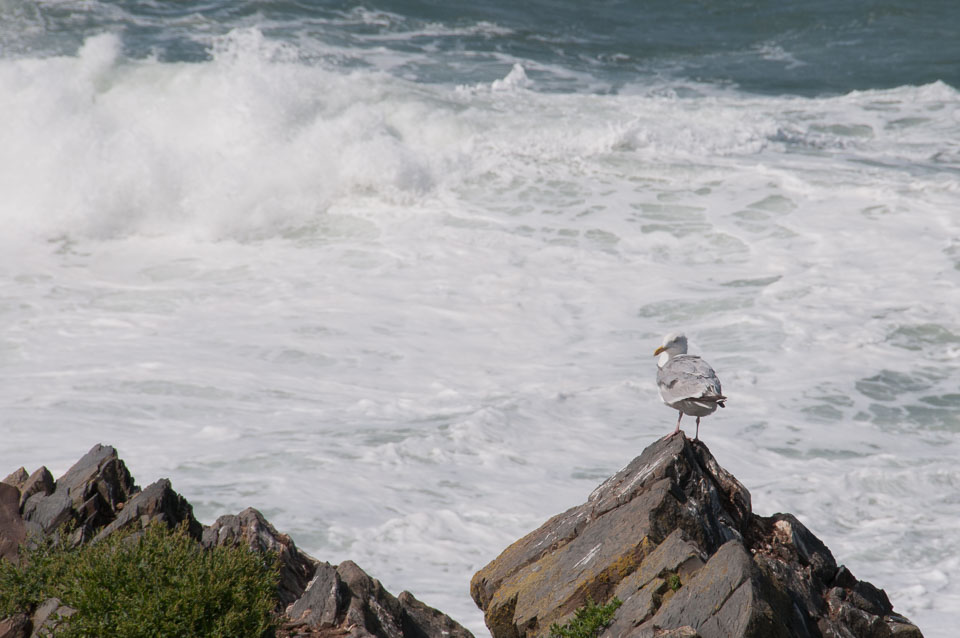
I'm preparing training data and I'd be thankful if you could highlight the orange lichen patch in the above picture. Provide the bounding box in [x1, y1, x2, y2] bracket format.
[485, 591, 521, 638]
[486, 536, 658, 638]
[564, 537, 657, 614]
[472, 509, 585, 609]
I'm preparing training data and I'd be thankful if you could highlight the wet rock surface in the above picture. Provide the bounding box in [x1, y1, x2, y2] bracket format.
[471, 434, 923, 638]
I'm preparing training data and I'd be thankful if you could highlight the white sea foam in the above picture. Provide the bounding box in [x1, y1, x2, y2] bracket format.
[490, 63, 531, 91]
[1, 31, 959, 637]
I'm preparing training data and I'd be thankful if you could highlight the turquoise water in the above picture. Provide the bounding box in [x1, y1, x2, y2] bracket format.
[4, 0, 959, 94]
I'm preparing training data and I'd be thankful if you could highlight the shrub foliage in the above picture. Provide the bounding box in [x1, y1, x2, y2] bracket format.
[0, 522, 279, 638]
[548, 596, 623, 638]
[667, 572, 682, 591]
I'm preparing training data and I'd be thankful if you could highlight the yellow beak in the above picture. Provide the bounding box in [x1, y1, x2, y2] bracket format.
[653, 346, 665, 356]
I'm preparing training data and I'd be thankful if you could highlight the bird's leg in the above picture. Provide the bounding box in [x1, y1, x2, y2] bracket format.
[695, 417, 701, 441]
[664, 412, 684, 439]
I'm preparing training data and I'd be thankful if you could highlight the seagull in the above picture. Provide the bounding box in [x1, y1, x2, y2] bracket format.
[654, 332, 726, 440]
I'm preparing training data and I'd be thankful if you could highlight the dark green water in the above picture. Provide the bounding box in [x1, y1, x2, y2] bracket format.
[3, 0, 958, 95]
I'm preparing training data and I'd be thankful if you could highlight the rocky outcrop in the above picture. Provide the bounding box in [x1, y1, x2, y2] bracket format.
[91, 477, 202, 542]
[2, 467, 54, 511]
[202, 507, 317, 607]
[281, 560, 475, 638]
[11, 445, 139, 545]
[471, 434, 923, 638]
[0, 444, 471, 638]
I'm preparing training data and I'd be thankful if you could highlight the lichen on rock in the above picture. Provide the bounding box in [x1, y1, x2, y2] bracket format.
[471, 434, 924, 638]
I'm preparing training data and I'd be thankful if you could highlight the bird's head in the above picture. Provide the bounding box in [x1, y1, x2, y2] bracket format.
[654, 332, 688, 359]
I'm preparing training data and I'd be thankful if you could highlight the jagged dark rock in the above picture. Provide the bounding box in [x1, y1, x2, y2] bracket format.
[471, 434, 923, 638]
[399, 589, 474, 638]
[0, 444, 471, 638]
[91, 478, 202, 542]
[286, 561, 342, 628]
[17, 469, 54, 511]
[203, 507, 317, 606]
[18, 444, 138, 543]
[281, 560, 474, 638]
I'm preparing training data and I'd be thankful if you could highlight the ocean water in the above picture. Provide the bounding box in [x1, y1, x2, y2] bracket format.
[1, 1, 959, 635]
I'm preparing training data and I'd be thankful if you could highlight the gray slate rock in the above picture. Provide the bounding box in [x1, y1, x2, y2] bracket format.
[286, 562, 342, 627]
[52, 444, 136, 513]
[18, 468, 54, 511]
[339, 559, 407, 638]
[399, 589, 475, 638]
[92, 478, 202, 542]
[202, 507, 317, 606]
[605, 530, 705, 637]
[633, 540, 788, 638]
[282, 560, 474, 638]
[472, 434, 924, 638]
[471, 434, 752, 638]
[21, 444, 137, 539]
[20, 492, 72, 537]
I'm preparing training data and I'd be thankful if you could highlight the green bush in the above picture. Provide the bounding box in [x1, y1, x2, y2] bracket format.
[667, 572, 682, 591]
[0, 522, 279, 638]
[548, 596, 623, 638]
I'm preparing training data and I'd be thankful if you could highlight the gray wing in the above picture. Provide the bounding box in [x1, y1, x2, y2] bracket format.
[657, 355, 725, 404]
